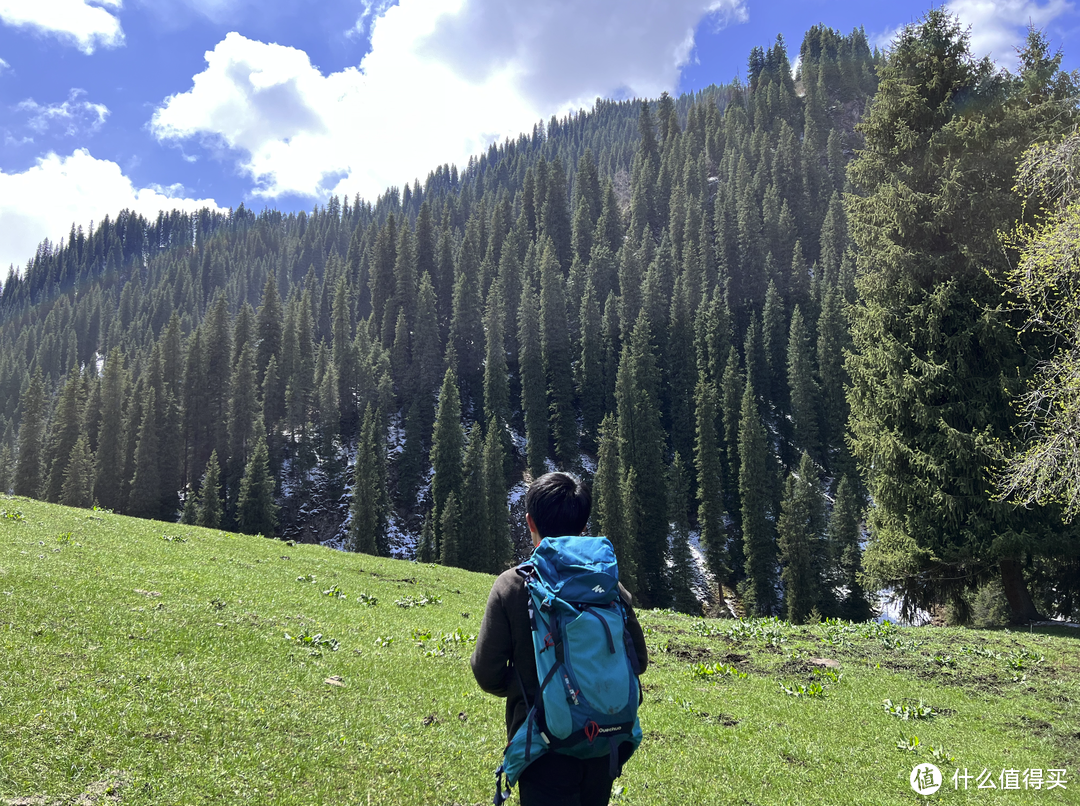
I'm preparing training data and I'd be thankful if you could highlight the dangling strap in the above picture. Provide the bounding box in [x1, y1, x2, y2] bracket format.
[608, 737, 620, 779]
[619, 600, 642, 676]
[525, 661, 562, 761]
[493, 764, 511, 805]
[584, 607, 615, 653]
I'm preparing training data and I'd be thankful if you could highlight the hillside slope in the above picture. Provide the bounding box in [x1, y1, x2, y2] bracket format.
[1, 497, 1077, 805]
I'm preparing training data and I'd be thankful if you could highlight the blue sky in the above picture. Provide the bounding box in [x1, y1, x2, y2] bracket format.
[1, 0, 1078, 271]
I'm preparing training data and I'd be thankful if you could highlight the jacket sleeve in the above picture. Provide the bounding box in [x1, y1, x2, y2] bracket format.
[470, 573, 515, 696]
[618, 583, 649, 675]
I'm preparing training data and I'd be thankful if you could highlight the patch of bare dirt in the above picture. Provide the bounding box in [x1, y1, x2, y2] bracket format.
[4, 772, 127, 806]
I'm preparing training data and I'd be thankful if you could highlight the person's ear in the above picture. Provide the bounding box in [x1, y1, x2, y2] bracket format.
[525, 513, 541, 547]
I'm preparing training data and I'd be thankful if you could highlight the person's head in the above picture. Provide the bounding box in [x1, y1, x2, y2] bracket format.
[525, 472, 591, 544]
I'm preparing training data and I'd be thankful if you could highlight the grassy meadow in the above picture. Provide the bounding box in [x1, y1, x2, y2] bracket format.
[0, 495, 1077, 805]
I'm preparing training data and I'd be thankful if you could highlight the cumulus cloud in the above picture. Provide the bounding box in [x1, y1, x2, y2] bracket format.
[0, 0, 124, 54]
[151, 0, 747, 201]
[16, 89, 109, 137]
[419, 0, 747, 108]
[0, 149, 219, 271]
[0, 56, 9, 74]
[947, 0, 1074, 67]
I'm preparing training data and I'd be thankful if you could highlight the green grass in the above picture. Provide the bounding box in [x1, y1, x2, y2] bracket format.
[1, 496, 1077, 805]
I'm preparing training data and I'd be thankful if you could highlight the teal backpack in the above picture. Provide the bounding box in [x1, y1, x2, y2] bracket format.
[493, 535, 643, 805]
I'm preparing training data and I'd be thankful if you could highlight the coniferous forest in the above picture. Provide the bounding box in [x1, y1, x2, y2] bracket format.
[2, 13, 1079, 623]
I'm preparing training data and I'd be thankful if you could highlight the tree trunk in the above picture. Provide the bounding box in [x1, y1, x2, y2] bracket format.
[999, 558, 1044, 624]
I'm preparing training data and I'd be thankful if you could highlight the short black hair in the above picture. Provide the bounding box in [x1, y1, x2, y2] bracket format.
[525, 472, 591, 538]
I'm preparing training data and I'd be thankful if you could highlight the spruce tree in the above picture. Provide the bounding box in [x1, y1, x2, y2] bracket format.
[720, 346, 744, 566]
[457, 423, 487, 571]
[128, 387, 162, 520]
[182, 327, 208, 488]
[430, 365, 464, 549]
[397, 401, 425, 507]
[518, 285, 547, 480]
[668, 452, 700, 614]
[695, 377, 726, 581]
[60, 433, 94, 509]
[315, 345, 341, 469]
[542, 157, 573, 271]
[616, 312, 668, 605]
[786, 305, 821, 459]
[412, 272, 443, 434]
[439, 491, 462, 569]
[262, 354, 284, 434]
[195, 451, 223, 529]
[482, 278, 510, 429]
[816, 286, 851, 477]
[742, 316, 766, 416]
[390, 308, 410, 402]
[203, 293, 232, 471]
[227, 343, 260, 513]
[232, 302, 255, 368]
[95, 352, 126, 507]
[777, 452, 826, 624]
[236, 429, 278, 537]
[483, 415, 510, 573]
[44, 370, 85, 503]
[617, 242, 643, 343]
[350, 405, 388, 555]
[369, 214, 397, 339]
[0, 443, 11, 494]
[539, 242, 576, 469]
[14, 370, 47, 499]
[595, 179, 623, 257]
[577, 278, 604, 451]
[761, 280, 786, 408]
[830, 475, 874, 621]
[593, 413, 637, 591]
[418, 513, 437, 563]
[386, 220, 417, 345]
[450, 219, 484, 406]
[738, 380, 777, 616]
[818, 191, 846, 286]
[600, 291, 620, 416]
[846, 9, 1064, 622]
[256, 274, 284, 383]
[331, 277, 358, 435]
[667, 275, 697, 472]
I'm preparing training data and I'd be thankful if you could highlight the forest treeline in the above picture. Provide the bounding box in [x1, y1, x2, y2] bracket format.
[1, 15, 1077, 622]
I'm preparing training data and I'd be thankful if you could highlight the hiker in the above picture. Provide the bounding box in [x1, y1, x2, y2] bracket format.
[471, 471, 649, 805]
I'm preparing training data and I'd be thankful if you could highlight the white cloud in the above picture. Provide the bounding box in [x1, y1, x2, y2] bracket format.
[16, 88, 109, 136]
[0, 56, 9, 74]
[0, 0, 124, 54]
[872, 24, 905, 53]
[948, 1, 1073, 67]
[0, 149, 219, 271]
[151, 0, 747, 201]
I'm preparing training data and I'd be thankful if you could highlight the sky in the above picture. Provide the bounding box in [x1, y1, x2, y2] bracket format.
[1, 0, 1078, 272]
